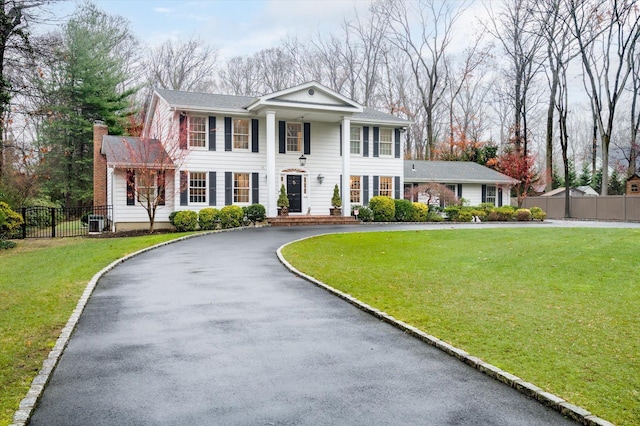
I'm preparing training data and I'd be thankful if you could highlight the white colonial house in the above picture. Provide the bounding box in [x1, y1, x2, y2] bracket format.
[94, 81, 410, 231]
[404, 160, 518, 207]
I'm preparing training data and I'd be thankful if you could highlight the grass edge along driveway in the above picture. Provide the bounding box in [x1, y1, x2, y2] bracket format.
[0, 233, 194, 425]
[281, 228, 639, 426]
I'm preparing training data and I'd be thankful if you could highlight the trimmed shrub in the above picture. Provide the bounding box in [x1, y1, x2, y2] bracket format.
[199, 208, 220, 230]
[369, 196, 395, 222]
[444, 205, 462, 221]
[0, 239, 16, 249]
[168, 211, 179, 226]
[0, 202, 23, 238]
[352, 205, 373, 222]
[219, 205, 244, 229]
[530, 206, 547, 221]
[172, 210, 198, 231]
[411, 202, 429, 222]
[514, 208, 532, 221]
[457, 210, 473, 222]
[470, 209, 486, 222]
[394, 199, 414, 221]
[245, 203, 266, 224]
[427, 212, 444, 222]
[495, 205, 516, 221]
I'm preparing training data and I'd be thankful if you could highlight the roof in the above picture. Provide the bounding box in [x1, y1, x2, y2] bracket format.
[404, 160, 518, 185]
[542, 186, 598, 197]
[102, 135, 175, 169]
[153, 83, 409, 125]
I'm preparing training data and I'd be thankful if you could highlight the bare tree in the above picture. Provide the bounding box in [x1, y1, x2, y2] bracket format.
[146, 37, 218, 93]
[485, 0, 545, 156]
[569, 0, 640, 194]
[627, 40, 640, 175]
[378, 0, 468, 160]
[217, 55, 260, 96]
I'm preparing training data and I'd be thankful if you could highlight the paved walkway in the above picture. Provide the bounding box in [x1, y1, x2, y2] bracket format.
[28, 223, 592, 425]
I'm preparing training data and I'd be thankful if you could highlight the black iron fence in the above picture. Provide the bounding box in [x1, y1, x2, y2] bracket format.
[17, 205, 113, 238]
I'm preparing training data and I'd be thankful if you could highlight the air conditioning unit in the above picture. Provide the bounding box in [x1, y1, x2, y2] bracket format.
[88, 215, 105, 233]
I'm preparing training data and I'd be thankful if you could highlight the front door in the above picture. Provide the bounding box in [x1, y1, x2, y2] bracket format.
[287, 175, 302, 213]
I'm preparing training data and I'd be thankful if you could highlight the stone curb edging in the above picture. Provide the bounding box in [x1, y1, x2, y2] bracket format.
[276, 235, 614, 426]
[10, 227, 251, 426]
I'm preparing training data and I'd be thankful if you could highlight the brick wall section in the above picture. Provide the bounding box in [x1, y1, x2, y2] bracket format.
[93, 121, 108, 207]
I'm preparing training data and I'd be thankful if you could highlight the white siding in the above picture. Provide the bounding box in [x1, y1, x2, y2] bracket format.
[112, 168, 175, 224]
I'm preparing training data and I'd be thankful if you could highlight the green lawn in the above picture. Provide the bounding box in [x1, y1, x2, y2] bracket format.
[0, 234, 193, 425]
[282, 228, 640, 426]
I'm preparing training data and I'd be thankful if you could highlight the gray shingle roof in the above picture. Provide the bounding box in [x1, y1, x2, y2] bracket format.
[103, 135, 174, 168]
[154, 88, 409, 124]
[404, 160, 517, 184]
[155, 88, 255, 111]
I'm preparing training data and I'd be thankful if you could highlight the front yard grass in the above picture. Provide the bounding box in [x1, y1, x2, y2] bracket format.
[282, 228, 639, 426]
[0, 233, 193, 425]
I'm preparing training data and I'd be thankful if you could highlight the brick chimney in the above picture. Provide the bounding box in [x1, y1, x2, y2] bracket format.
[93, 121, 108, 207]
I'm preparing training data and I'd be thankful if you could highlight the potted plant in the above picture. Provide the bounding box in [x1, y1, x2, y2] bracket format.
[277, 184, 289, 216]
[330, 184, 342, 216]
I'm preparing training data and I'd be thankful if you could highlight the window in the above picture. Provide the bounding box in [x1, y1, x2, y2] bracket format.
[234, 173, 250, 203]
[233, 118, 250, 150]
[189, 116, 206, 148]
[189, 172, 206, 203]
[350, 127, 361, 155]
[350, 176, 361, 203]
[136, 172, 157, 203]
[632, 183, 639, 193]
[287, 122, 302, 152]
[379, 176, 393, 197]
[486, 185, 497, 205]
[379, 128, 393, 156]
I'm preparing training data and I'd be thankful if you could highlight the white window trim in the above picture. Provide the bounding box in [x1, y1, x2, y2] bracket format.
[486, 185, 497, 205]
[286, 122, 303, 153]
[379, 176, 393, 198]
[379, 128, 393, 157]
[350, 126, 361, 156]
[136, 172, 158, 203]
[189, 116, 207, 150]
[233, 118, 251, 151]
[350, 175, 361, 204]
[233, 172, 251, 204]
[189, 171, 207, 205]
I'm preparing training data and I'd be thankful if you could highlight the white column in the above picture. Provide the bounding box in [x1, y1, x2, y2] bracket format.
[266, 111, 277, 217]
[341, 116, 351, 216]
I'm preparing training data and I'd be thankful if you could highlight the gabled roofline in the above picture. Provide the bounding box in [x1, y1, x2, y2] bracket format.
[244, 81, 364, 113]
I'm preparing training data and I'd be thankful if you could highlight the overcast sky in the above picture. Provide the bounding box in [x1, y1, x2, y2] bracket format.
[53, 0, 375, 58]
[51, 0, 486, 59]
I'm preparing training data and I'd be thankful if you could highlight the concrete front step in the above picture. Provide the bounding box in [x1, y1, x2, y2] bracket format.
[268, 215, 360, 226]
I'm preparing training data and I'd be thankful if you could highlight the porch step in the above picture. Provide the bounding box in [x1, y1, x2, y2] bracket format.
[268, 215, 360, 226]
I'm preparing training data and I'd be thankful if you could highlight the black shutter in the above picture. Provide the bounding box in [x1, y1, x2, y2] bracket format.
[363, 126, 369, 157]
[126, 169, 135, 206]
[457, 184, 462, 198]
[498, 188, 503, 207]
[279, 121, 286, 153]
[339, 124, 342, 156]
[225, 172, 232, 205]
[303, 122, 311, 155]
[209, 172, 216, 206]
[373, 176, 379, 196]
[394, 176, 400, 199]
[252, 172, 259, 203]
[482, 184, 487, 203]
[179, 115, 187, 149]
[394, 128, 401, 158]
[252, 119, 259, 152]
[363, 175, 369, 204]
[224, 117, 232, 151]
[340, 174, 342, 195]
[208, 116, 216, 151]
[180, 171, 188, 206]
[373, 127, 379, 157]
[157, 171, 165, 206]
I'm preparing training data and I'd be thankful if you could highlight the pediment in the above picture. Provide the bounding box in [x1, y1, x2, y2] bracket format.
[245, 81, 363, 114]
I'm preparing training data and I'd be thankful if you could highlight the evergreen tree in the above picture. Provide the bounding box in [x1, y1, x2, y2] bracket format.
[37, 3, 137, 207]
[608, 169, 624, 195]
[593, 168, 603, 194]
[578, 162, 591, 187]
[567, 159, 578, 188]
[551, 167, 563, 189]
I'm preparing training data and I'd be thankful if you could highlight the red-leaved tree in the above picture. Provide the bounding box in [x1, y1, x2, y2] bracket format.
[491, 140, 539, 207]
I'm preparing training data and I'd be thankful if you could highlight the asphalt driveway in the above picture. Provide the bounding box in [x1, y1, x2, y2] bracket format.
[29, 224, 579, 425]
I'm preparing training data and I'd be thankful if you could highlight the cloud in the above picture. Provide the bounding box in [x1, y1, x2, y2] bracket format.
[153, 7, 174, 14]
